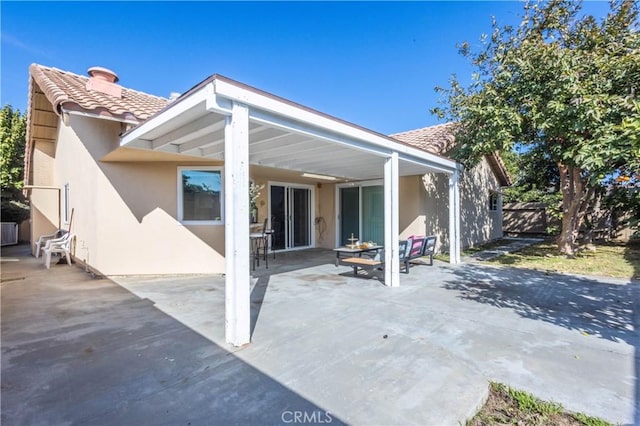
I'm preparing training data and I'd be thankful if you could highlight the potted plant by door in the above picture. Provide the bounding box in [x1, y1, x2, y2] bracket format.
[249, 182, 264, 224]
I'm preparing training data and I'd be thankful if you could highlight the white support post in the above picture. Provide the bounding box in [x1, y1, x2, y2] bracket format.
[224, 102, 251, 347]
[384, 152, 400, 287]
[448, 169, 461, 264]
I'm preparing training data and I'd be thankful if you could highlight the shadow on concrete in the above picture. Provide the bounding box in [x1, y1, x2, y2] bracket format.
[441, 263, 640, 424]
[250, 248, 336, 278]
[250, 275, 270, 338]
[1, 245, 344, 425]
[250, 248, 339, 339]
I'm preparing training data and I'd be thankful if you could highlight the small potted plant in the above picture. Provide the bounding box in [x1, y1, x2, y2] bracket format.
[249, 182, 264, 224]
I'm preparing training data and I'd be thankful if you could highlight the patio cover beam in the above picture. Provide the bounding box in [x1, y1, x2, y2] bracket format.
[384, 152, 400, 287]
[224, 102, 251, 347]
[448, 169, 461, 264]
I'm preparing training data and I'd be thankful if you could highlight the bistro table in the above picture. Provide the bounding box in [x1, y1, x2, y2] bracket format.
[333, 245, 383, 267]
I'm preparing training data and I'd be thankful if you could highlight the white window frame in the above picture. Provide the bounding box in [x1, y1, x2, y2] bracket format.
[177, 166, 224, 225]
[489, 191, 499, 212]
[61, 183, 70, 225]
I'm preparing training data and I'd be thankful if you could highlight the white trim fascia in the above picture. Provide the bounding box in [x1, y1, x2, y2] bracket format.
[152, 115, 227, 150]
[398, 155, 454, 175]
[120, 75, 459, 175]
[121, 83, 212, 147]
[212, 79, 458, 172]
[61, 108, 140, 125]
[23, 185, 61, 190]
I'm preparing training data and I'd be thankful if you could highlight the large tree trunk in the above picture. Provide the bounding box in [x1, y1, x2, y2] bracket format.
[557, 162, 594, 257]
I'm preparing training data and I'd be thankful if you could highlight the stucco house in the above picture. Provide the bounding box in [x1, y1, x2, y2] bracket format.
[391, 124, 511, 250]
[25, 64, 509, 345]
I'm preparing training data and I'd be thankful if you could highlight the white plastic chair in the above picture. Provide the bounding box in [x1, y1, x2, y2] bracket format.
[43, 233, 74, 269]
[35, 230, 66, 258]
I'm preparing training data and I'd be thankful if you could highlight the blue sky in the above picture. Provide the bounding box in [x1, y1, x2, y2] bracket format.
[1, 1, 610, 135]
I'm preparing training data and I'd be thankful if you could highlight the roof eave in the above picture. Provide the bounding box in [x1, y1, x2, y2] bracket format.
[121, 75, 459, 173]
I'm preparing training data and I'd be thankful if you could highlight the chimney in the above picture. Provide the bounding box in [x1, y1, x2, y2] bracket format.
[86, 66, 122, 98]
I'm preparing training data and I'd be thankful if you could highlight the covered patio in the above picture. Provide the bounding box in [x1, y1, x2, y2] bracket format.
[119, 75, 462, 346]
[111, 250, 635, 425]
[2, 244, 635, 425]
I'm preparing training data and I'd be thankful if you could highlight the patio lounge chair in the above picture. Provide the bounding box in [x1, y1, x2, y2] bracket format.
[402, 235, 426, 274]
[403, 235, 438, 270]
[422, 235, 437, 266]
[43, 232, 74, 269]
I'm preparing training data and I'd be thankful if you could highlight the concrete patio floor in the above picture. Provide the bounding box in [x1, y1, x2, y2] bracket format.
[2, 244, 638, 425]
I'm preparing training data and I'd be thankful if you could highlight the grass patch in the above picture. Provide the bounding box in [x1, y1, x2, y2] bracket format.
[436, 238, 640, 280]
[435, 238, 516, 262]
[464, 238, 514, 254]
[487, 239, 640, 280]
[468, 382, 611, 426]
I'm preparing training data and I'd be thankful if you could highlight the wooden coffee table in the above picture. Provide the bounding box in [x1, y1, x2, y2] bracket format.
[333, 245, 383, 266]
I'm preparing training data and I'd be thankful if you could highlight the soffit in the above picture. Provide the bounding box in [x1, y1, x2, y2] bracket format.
[120, 78, 456, 180]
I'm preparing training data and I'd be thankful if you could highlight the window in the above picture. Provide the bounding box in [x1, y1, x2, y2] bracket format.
[61, 183, 70, 224]
[178, 167, 223, 224]
[489, 192, 499, 211]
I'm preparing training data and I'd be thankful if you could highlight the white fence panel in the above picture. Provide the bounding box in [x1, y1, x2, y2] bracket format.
[1, 222, 19, 246]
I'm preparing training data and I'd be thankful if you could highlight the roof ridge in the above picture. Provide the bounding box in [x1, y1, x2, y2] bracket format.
[390, 121, 457, 137]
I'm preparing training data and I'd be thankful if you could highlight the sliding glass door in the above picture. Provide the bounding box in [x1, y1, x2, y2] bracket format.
[338, 183, 384, 246]
[270, 183, 313, 251]
[362, 186, 384, 244]
[340, 187, 360, 246]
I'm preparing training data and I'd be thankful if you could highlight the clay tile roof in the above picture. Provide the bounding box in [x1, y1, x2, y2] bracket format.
[390, 122, 512, 186]
[390, 122, 458, 155]
[29, 63, 168, 122]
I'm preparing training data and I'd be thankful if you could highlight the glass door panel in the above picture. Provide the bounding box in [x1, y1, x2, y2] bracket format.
[270, 185, 286, 250]
[291, 188, 310, 247]
[340, 187, 360, 245]
[362, 186, 384, 245]
[270, 184, 312, 250]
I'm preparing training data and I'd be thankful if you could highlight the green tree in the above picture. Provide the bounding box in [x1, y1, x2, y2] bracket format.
[502, 145, 561, 204]
[1, 105, 29, 223]
[433, 0, 640, 256]
[1, 105, 27, 190]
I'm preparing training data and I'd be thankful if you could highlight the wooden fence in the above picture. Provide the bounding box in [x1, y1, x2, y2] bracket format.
[503, 202, 635, 241]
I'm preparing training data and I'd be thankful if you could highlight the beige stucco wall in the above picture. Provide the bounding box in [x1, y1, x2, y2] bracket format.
[314, 176, 428, 249]
[29, 140, 59, 248]
[399, 176, 425, 239]
[248, 172, 336, 249]
[422, 158, 503, 252]
[459, 158, 503, 247]
[315, 183, 335, 248]
[30, 112, 503, 274]
[34, 115, 226, 275]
